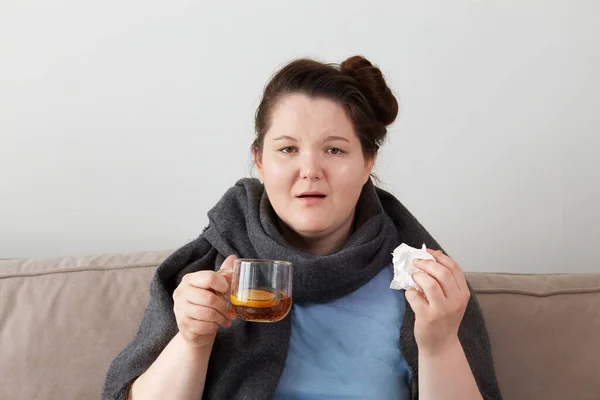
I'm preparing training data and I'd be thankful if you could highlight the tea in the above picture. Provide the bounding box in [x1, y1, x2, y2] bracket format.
[230, 288, 292, 322]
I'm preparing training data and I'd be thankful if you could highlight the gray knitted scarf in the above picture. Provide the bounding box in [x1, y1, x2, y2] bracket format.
[103, 178, 501, 399]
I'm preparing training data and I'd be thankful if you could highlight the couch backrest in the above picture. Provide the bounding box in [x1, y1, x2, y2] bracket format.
[1, 251, 599, 400]
[467, 272, 600, 400]
[0, 251, 169, 400]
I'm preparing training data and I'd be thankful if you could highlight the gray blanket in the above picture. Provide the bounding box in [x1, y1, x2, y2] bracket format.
[103, 178, 501, 399]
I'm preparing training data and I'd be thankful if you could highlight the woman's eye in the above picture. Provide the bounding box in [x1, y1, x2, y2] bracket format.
[327, 147, 344, 155]
[279, 146, 297, 154]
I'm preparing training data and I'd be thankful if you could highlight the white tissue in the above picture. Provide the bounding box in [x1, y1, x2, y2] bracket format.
[390, 243, 435, 291]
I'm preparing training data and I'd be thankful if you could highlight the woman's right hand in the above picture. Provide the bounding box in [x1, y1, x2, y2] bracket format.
[173, 255, 237, 349]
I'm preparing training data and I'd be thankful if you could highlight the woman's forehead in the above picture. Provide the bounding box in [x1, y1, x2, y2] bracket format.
[266, 94, 356, 141]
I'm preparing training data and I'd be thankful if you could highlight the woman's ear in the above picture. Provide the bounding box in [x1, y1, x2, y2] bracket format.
[253, 147, 264, 181]
[363, 155, 375, 184]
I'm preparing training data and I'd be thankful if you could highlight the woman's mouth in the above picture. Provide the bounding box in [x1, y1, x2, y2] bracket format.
[297, 192, 327, 204]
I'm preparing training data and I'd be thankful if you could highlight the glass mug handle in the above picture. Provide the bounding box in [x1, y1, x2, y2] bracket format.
[214, 267, 233, 308]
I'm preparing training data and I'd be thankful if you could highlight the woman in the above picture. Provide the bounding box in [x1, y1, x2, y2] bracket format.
[103, 56, 501, 399]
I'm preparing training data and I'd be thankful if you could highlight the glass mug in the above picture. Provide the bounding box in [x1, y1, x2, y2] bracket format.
[228, 259, 293, 323]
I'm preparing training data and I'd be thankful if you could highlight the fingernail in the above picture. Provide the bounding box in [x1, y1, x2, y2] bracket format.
[413, 259, 422, 266]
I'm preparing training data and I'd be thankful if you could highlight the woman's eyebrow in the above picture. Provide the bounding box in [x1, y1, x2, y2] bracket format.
[324, 135, 350, 143]
[273, 135, 297, 141]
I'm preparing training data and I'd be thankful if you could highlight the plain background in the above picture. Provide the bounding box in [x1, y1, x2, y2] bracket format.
[1, 0, 598, 273]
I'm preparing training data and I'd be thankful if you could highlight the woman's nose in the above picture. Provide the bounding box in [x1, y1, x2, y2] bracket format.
[300, 153, 323, 181]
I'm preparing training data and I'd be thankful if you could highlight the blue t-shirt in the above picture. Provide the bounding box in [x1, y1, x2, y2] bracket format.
[274, 265, 411, 400]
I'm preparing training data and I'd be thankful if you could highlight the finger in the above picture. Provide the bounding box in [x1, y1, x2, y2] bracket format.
[183, 303, 232, 328]
[426, 249, 468, 291]
[183, 271, 229, 294]
[405, 287, 428, 315]
[413, 259, 460, 297]
[412, 270, 446, 305]
[184, 288, 233, 320]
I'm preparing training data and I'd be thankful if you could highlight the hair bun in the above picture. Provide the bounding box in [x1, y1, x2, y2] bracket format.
[340, 56, 399, 126]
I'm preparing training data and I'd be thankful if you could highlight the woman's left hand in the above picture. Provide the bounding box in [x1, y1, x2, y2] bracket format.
[405, 249, 471, 356]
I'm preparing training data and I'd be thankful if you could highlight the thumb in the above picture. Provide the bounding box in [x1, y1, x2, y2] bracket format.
[217, 255, 237, 284]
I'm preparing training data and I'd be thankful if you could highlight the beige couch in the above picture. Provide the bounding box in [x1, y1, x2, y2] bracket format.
[1, 250, 599, 400]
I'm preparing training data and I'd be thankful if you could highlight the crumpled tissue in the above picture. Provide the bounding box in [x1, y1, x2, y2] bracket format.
[390, 243, 435, 291]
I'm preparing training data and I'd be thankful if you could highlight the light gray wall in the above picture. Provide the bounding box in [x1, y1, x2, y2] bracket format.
[1, 0, 598, 273]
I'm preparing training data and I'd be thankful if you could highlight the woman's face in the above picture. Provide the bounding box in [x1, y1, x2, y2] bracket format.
[255, 93, 374, 242]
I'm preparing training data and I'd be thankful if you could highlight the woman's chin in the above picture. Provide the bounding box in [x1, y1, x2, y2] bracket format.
[289, 220, 333, 238]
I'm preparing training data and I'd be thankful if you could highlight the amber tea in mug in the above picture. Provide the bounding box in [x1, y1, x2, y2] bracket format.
[229, 259, 292, 323]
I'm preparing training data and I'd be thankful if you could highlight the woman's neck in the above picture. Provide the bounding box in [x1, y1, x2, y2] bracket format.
[278, 210, 357, 256]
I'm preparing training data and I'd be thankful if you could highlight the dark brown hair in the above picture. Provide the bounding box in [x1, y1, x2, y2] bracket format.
[252, 55, 399, 159]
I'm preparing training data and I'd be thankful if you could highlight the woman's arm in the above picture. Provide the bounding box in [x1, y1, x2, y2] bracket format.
[418, 338, 482, 400]
[406, 249, 489, 400]
[129, 333, 213, 400]
[129, 256, 237, 400]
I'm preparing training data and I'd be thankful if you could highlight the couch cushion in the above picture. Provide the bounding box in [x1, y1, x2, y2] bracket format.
[0, 251, 171, 400]
[468, 272, 600, 400]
